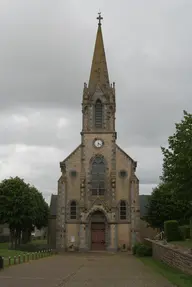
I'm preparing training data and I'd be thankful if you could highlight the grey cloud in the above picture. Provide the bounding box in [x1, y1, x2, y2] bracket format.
[0, 108, 81, 147]
[1, 0, 192, 196]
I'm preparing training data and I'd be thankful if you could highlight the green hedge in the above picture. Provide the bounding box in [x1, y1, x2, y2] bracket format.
[14, 243, 49, 252]
[179, 225, 190, 240]
[132, 243, 152, 257]
[0, 235, 9, 243]
[164, 220, 182, 242]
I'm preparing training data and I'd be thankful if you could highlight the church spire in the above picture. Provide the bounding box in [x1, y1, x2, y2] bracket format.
[88, 13, 110, 93]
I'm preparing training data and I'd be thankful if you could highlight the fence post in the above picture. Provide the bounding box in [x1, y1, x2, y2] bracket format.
[0, 256, 4, 270]
[27, 253, 29, 261]
[14, 256, 16, 265]
[18, 255, 21, 264]
[190, 218, 192, 239]
[23, 254, 25, 263]
[9, 257, 11, 266]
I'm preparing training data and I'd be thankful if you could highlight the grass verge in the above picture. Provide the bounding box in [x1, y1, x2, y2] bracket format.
[0, 242, 53, 268]
[140, 257, 192, 287]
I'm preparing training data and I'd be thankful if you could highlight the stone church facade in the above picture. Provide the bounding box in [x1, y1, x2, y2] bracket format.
[48, 15, 140, 251]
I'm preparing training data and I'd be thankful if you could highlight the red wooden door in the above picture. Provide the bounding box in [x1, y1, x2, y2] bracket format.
[91, 223, 105, 250]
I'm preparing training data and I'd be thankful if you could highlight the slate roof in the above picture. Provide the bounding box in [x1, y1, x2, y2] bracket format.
[139, 195, 150, 218]
[49, 194, 57, 216]
[49, 194, 150, 218]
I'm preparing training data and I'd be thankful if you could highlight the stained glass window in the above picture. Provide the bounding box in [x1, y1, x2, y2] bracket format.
[91, 156, 105, 196]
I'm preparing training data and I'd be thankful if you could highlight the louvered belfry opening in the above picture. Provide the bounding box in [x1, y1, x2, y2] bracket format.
[70, 201, 77, 219]
[95, 100, 103, 128]
[120, 200, 126, 220]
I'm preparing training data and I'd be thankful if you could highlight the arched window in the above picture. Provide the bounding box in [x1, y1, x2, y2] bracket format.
[70, 201, 77, 219]
[95, 100, 103, 128]
[120, 200, 126, 220]
[91, 156, 106, 196]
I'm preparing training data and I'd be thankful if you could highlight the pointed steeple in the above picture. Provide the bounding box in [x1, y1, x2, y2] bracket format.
[88, 13, 110, 93]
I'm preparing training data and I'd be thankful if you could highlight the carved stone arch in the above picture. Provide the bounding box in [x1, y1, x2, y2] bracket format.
[66, 199, 79, 221]
[85, 205, 110, 222]
[92, 94, 107, 103]
[89, 154, 106, 165]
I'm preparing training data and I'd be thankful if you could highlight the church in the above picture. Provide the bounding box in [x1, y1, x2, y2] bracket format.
[48, 14, 140, 252]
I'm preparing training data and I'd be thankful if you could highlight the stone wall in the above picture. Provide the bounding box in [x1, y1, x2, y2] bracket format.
[147, 239, 192, 275]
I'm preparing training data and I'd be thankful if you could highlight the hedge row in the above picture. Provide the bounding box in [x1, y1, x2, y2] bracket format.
[164, 220, 191, 242]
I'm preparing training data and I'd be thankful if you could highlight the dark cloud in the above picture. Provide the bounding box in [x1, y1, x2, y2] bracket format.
[0, 0, 192, 197]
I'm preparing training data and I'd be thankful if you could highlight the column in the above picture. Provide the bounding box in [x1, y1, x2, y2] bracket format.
[79, 223, 87, 251]
[56, 179, 65, 251]
[108, 224, 117, 251]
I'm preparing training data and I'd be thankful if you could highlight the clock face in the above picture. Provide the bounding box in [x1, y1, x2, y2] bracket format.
[94, 139, 103, 148]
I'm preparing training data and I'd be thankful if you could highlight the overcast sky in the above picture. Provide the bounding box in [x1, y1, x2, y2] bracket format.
[0, 0, 192, 203]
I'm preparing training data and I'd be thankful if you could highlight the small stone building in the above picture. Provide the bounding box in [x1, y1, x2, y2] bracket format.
[48, 15, 140, 251]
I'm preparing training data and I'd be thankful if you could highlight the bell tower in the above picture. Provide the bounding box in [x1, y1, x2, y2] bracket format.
[82, 13, 116, 135]
[80, 13, 117, 210]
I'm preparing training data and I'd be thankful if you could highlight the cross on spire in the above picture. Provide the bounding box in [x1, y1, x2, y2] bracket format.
[97, 12, 103, 26]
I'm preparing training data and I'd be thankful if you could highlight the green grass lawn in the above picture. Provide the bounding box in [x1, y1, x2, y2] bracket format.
[141, 257, 192, 287]
[171, 239, 192, 249]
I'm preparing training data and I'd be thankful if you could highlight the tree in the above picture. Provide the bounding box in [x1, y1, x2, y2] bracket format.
[144, 183, 192, 230]
[161, 110, 192, 201]
[21, 186, 49, 244]
[0, 177, 49, 248]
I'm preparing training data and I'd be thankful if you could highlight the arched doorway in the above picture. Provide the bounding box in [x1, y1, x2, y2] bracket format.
[90, 210, 106, 250]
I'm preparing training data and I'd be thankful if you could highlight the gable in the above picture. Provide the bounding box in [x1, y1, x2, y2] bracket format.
[60, 144, 81, 165]
[116, 144, 135, 163]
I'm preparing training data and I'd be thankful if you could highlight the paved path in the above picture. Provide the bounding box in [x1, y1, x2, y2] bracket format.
[0, 252, 174, 287]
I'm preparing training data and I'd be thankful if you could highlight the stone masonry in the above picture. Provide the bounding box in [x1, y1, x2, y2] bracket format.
[148, 239, 192, 275]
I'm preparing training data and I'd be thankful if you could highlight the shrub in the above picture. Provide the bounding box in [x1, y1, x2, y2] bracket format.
[164, 220, 182, 242]
[132, 243, 152, 257]
[179, 225, 190, 240]
[179, 218, 190, 226]
[136, 244, 152, 257]
[132, 243, 141, 255]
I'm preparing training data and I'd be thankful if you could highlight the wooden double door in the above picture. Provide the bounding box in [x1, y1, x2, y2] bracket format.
[91, 222, 105, 250]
